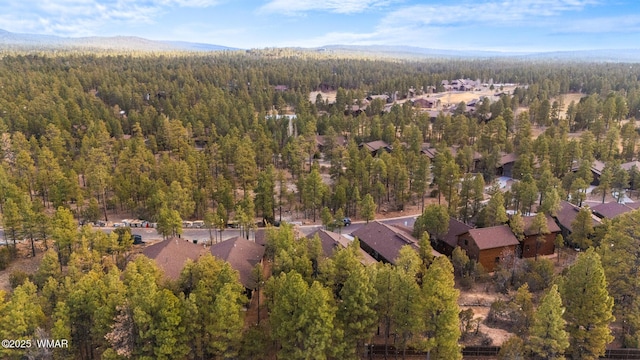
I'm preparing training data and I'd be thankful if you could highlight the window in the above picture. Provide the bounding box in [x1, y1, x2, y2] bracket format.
[525, 245, 530, 252]
[495, 257, 500, 264]
[464, 239, 468, 246]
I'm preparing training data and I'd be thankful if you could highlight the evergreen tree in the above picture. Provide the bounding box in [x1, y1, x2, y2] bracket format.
[360, 193, 376, 224]
[560, 248, 614, 360]
[528, 285, 569, 360]
[416, 256, 462, 360]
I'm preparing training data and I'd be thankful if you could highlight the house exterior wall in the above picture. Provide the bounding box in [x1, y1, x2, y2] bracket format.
[478, 246, 516, 272]
[457, 233, 480, 263]
[457, 233, 517, 272]
[521, 233, 557, 258]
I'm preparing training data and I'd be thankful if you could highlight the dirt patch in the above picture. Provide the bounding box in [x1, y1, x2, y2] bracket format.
[553, 93, 585, 119]
[309, 91, 337, 104]
[0, 244, 45, 293]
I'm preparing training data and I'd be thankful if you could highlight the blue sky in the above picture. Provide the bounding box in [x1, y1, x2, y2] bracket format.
[2, 0, 640, 52]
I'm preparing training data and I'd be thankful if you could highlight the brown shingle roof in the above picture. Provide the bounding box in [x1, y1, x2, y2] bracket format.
[210, 237, 265, 289]
[352, 221, 440, 264]
[498, 152, 518, 166]
[360, 140, 390, 153]
[522, 214, 561, 236]
[142, 238, 207, 280]
[464, 225, 519, 250]
[591, 202, 634, 219]
[306, 229, 377, 265]
[443, 218, 473, 248]
[554, 201, 600, 233]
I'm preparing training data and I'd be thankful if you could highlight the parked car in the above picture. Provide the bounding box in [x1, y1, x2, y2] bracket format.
[343, 217, 352, 226]
[132, 234, 143, 245]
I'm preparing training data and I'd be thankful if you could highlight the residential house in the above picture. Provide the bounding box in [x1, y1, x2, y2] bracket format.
[352, 221, 441, 264]
[590, 202, 635, 220]
[553, 201, 601, 238]
[359, 140, 392, 156]
[496, 152, 518, 177]
[142, 237, 206, 280]
[620, 160, 640, 172]
[457, 225, 520, 272]
[521, 214, 561, 258]
[412, 98, 441, 109]
[315, 134, 348, 153]
[210, 236, 265, 296]
[306, 229, 377, 265]
[571, 160, 606, 185]
[433, 218, 473, 256]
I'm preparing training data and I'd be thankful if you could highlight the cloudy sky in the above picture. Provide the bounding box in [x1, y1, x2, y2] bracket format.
[2, 0, 639, 52]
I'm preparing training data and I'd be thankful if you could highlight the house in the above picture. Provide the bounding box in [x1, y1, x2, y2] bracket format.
[210, 236, 265, 295]
[520, 214, 561, 258]
[496, 152, 518, 177]
[352, 221, 441, 265]
[433, 218, 473, 256]
[274, 85, 288, 92]
[412, 98, 441, 109]
[142, 238, 207, 280]
[315, 134, 348, 153]
[553, 201, 601, 238]
[620, 161, 640, 172]
[571, 160, 606, 185]
[306, 229, 377, 265]
[359, 140, 392, 156]
[590, 202, 635, 220]
[457, 225, 520, 272]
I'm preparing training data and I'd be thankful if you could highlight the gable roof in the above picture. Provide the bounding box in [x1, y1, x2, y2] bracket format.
[352, 221, 439, 264]
[498, 152, 518, 166]
[210, 237, 265, 289]
[360, 140, 390, 153]
[142, 238, 207, 280]
[591, 202, 635, 219]
[306, 229, 377, 265]
[522, 214, 561, 236]
[620, 161, 640, 172]
[554, 201, 601, 232]
[443, 218, 473, 248]
[463, 225, 519, 250]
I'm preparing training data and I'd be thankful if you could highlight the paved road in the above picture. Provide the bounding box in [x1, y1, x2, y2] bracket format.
[0, 214, 419, 246]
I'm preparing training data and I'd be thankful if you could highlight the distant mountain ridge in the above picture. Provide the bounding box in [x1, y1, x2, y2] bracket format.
[1, 29, 639, 61]
[0, 29, 239, 52]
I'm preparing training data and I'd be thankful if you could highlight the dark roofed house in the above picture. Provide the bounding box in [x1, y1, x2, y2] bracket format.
[571, 160, 606, 185]
[142, 238, 207, 280]
[352, 221, 441, 264]
[316, 134, 348, 153]
[210, 236, 265, 294]
[434, 218, 473, 256]
[412, 98, 440, 109]
[359, 140, 392, 156]
[496, 152, 518, 177]
[457, 225, 519, 272]
[306, 229, 377, 265]
[590, 202, 634, 220]
[521, 214, 561, 258]
[554, 201, 601, 238]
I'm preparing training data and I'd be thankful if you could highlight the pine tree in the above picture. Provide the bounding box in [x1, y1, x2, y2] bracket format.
[560, 248, 614, 360]
[569, 207, 593, 250]
[416, 256, 462, 360]
[360, 193, 376, 224]
[528, 285, 569, 360]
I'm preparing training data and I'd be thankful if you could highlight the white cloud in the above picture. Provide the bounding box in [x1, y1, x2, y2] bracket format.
[259, 0, 399, 15]
[0, 0, 223, 37]
[379, 0, 600, 29]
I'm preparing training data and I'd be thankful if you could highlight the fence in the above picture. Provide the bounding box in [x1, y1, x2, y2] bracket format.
[366, 345, 640, 359]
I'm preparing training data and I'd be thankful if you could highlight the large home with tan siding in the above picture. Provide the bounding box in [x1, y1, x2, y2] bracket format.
[457, 225, 519, 272]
